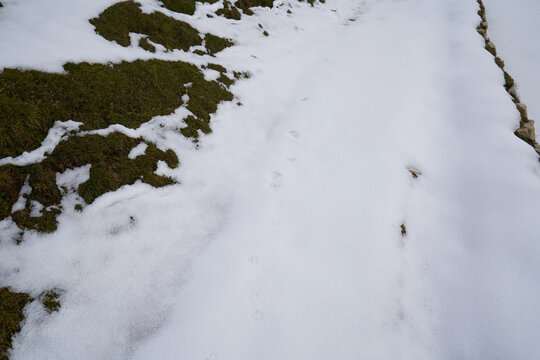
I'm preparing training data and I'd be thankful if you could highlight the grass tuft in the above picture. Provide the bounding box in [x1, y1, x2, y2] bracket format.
[41, 290, 61, 314]
[0, 288, 32, 360]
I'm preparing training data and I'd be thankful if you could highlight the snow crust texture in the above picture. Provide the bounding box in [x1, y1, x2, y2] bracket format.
[1, 0, 540, 359]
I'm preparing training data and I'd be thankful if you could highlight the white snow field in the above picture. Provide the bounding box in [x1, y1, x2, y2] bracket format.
[1, 0, 540, 359]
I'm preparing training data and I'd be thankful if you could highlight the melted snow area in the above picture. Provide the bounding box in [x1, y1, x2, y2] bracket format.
[1, 0, 540, 359]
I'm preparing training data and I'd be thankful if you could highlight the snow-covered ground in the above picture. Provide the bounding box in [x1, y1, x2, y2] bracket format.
[485, 0, 540, 122]
[1, 0, 540, 359]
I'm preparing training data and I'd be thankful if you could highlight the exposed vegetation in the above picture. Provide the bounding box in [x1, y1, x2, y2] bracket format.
[400, 224, 407, 236]
[90, 1, 202, 50]
[5, 133, 179, 232]
[0, 59, 230, 158]
[0, 0, 245, 349]
[0, 58, 233, 231]
[298, 0, 325, 5]
[161, 0, 219, 15]
[0, 288, 31, 360]
[215, 0, 274, 19]
[41, 290, 61, 314]
[138, 37, 156, 52]
[204, 34, 234, 55]
[216, 0, 242, 20]
[234, 0, 274, 15]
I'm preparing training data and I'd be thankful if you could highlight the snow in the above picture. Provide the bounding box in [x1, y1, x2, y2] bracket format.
[1, 0, 540, 359]
[0, 120, 82, 166]
[56, 165, 91, 190]
[127, 143, 148, 160]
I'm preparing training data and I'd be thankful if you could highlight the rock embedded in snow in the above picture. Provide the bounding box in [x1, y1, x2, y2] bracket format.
[516, 102, 528, 119]
[485, 40, 497, 55]
[508, 85, 519, 98]
[515, 119, 536, 144]
[407, 167, 422, 179]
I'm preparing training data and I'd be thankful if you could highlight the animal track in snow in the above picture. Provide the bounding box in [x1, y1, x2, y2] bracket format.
[268, 171, 283, 188]
[287, 130, 301, 138]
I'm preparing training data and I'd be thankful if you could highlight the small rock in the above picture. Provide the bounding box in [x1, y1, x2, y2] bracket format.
[515, 119, 536, 144]
[485, 41, 497, 56]
[508, 85, 518, 98]
[516, 103, 528, 119]
[407, 167, 422, 179]
[477, 28, 487, 39]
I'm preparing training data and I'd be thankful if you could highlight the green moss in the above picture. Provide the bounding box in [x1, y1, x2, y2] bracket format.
[0, 288, 31, 359]
[0, 2, 3, 7]
[89, 1, 204, 51]
[41, 290, 61, 314]
[138, 37, 156, 52]
[193, 49, 207, 56]
[205, 33, 234, 55]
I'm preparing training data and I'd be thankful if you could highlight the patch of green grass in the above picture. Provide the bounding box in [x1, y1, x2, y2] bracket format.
[5, 133, 179, 232]
[204, 34, 234, 55]
[193, 49, 207, 56]
[161, 0, 197, 14]
[0, 59, 230, 158]
[0, 58, 233, 231]
[0, 166, 26, 220]
[41, 290, 61, 314]
[138, 37, 156, 52]
[89, 1, 231, 52]
[233, 71, 251, 80]
[234, 0, 274, 15]
[216, 0, 242, 20]
[161, 0, 219, 15]
[0, 288, 32, 360]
